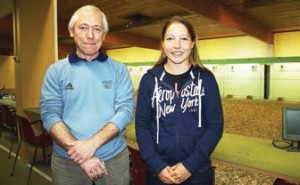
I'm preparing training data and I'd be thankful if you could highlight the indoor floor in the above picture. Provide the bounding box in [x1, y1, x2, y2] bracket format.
[0, 127, 299, 185]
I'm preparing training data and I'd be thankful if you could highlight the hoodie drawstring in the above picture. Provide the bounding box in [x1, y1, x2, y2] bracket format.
[154, 77, 160, 144]
[154, 71, 202, 144]
[198, 74, 202, 127]
[190, 70, 202, 127]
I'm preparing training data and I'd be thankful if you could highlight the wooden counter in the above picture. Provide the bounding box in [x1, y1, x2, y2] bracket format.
[24, 107, 40, 121]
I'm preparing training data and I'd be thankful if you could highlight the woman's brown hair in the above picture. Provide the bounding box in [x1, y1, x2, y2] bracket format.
[155, 16, 204, 68]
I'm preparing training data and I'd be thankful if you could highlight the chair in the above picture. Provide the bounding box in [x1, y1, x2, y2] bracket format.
[128, 146, 147, 185]
[11, 115, 52, 185]
[0, 104, 17, 158]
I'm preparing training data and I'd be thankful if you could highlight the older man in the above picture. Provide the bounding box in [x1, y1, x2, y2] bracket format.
[40, 5, 134, 185]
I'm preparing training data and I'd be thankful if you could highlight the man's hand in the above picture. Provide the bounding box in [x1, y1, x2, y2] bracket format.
[80, 156, 108, 181]
[158, 166, 178, 184]
[170, 163, 191, 184]
[67, 122, 119, 165]
[67, 139, 97, 164]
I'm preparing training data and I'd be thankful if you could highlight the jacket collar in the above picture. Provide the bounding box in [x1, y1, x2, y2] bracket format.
[149, 63, 200, 80]
[68, 50, 108, 63]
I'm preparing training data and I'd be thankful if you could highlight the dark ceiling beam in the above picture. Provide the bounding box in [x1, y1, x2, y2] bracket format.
[272, 26, 300, 33]
[165, 0, 274, 44]
[243, 0, 296, 9]
[199, 32, 245, 40]
[58, 32, 160, 50]
[109, 12, 191, 32]
[105, 32, 160, 50]
[58, 21, 160, 50]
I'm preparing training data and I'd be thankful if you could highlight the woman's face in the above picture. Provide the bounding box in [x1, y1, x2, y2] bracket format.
[162, 22, 194, 65]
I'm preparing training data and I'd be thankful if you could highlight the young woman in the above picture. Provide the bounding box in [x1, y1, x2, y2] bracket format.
[135, 16, 223, 185]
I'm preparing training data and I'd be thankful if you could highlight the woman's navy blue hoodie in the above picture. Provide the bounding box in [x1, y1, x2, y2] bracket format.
[135, 64, 223, 175]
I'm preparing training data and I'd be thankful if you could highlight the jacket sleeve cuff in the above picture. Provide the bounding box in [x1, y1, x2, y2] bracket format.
[148, 158, 168, 175]
[43, 117, 62, 132]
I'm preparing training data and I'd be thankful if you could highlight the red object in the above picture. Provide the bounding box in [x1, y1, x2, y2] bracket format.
[128, 146, 147, 185]
[273, 178, 297, 185]
[11, 115, 53, 185]
[0, 104, 17, 158]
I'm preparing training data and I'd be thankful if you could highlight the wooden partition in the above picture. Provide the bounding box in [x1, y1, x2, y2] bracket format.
[13, 0, 57, 164]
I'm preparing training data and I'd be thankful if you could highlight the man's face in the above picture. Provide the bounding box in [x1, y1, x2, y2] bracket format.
[69, 12, 106, 61]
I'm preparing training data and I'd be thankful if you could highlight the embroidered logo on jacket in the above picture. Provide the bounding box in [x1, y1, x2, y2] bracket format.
[102, 80, 112, 89]
[65, 83, 74, 90]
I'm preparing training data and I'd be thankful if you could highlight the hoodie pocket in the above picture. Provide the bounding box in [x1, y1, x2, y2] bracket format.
[177, 134, 197, 160]
[156, 134, 177, 163]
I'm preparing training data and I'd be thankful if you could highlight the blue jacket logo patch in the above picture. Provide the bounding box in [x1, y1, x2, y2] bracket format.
[102, 80, 112, 89]
[65, 83, 74, 90]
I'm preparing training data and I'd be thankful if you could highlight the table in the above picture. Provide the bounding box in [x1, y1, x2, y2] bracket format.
[23, 107, 40, 121]
[24, 107, 40, 115]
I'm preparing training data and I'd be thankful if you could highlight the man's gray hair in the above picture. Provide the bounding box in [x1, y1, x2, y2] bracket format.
[68, 5, 109, 33]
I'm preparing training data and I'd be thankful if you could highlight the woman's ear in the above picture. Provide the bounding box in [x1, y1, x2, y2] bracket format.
[161, 41, 165, 49]
[192, 41, 195, 48]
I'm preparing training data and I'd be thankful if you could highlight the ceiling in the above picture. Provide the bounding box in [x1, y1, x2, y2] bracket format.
[1, 0, 300, 57]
